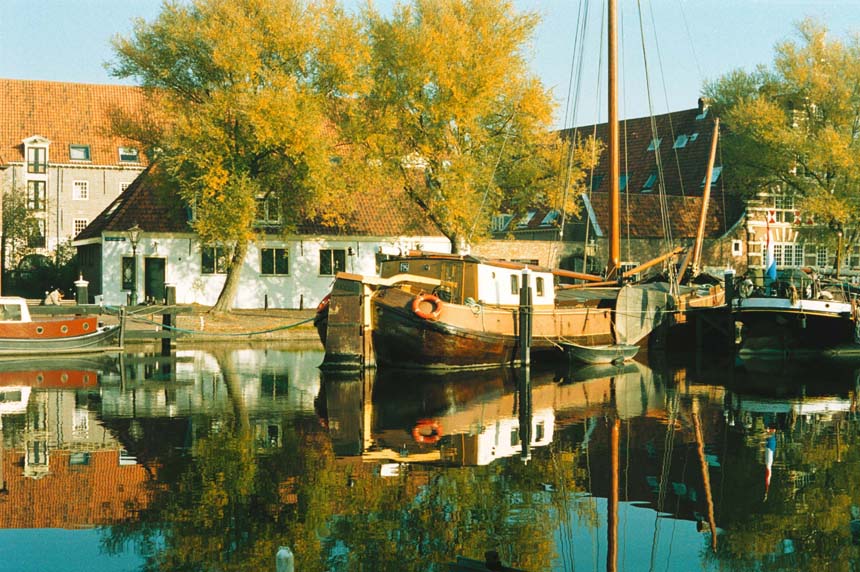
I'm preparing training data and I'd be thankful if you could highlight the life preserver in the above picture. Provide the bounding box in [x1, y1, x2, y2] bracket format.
[412, 293, 443, 321]
[412, 419, 442, 444]
[316, 294, 331, 314]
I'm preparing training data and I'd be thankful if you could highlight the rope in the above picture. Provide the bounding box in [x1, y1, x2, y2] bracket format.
[102, 305, 315, 337]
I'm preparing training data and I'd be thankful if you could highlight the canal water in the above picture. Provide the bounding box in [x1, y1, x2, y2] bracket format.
[0, 345, 858, 571]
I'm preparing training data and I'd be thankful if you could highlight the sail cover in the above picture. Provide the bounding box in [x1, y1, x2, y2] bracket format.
[614, 283, 675, 344]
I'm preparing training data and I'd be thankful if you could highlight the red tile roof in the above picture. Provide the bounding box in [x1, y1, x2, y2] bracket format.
[0, 79, 150, 166]
[77, 165, 446, 240]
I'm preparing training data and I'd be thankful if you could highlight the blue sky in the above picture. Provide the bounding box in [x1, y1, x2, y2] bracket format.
[3, 0, 860, 127]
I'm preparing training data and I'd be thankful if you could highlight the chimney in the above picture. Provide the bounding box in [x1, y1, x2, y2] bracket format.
[698, 97, 710, 115]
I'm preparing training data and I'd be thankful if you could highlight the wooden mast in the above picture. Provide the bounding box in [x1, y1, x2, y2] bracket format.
[688, 118, 721, 277]
[607, 0, 620, 280]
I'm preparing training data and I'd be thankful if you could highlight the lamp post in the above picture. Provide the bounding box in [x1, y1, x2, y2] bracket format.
[128, 224, 141, 305]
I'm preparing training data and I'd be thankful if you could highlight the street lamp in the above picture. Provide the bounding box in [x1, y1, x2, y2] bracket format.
[128, 224, 141, 305]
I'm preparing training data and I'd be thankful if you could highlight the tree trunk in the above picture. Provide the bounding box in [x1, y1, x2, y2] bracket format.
[210, 239, 249, 314]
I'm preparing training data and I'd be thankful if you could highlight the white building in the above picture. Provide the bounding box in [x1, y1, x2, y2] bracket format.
[74, 166, 451, 309]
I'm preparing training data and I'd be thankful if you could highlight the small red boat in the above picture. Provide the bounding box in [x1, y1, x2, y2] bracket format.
[0, 297, 122, 357]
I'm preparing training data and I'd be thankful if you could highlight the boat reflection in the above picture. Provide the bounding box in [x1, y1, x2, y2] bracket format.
[319, 358, 662, 467]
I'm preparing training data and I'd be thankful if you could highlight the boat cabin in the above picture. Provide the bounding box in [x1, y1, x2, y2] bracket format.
[0, 298, 31, 323]
[379, 254, 555, 308]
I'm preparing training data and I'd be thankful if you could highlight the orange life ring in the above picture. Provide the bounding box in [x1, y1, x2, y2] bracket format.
[412, 293, 443, 321]
[316, 294, 331, 314]
[412, 419, 443, 444]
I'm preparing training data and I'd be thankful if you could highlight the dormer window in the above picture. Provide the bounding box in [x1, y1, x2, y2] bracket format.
[118, 147, 139, 163]
[701, 166, 723, 187]
[516, 211, 536, 228]
[255, 195, 281, 225]
[70, 144, 91, 161]
[540, 210, 560, 226]
[27, 147, 47, 173]
[672, 135, 689, 149]
[641, 172, 658, 192]
[647, 138, 662, 151]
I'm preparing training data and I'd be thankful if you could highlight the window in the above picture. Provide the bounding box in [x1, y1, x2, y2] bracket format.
[589, 174, 604, 191]
[851, 246, 860, 269]
[255, 195, 281, 224]
[619, 173, 629, 191]
[816, 246, 829, 268]
[689, 132, 700, 143]
[696, 108, 709, 120]
[732, 240, 743, 256]
[763, 242, 804, 267]
[319, 249, 346, 276]
[69, 144, 90, 161]
[536, 276, 545, 297]
[647, 138, 662, 151]
[118, 147, 139, 163]
[261, 248, 289, 275]
[516, 211, 536, 228]
[491, 214, 513, 232]
[27, 180, 46, 210]
[73, 219, 88, 235]
[510, 274, 519, 295]
[202, 246, 229, 274]
[120, 182, 132, 192]
[72, 180, 89, 200]
[540, 210, 560, 226]
[641, 172, 658, 192]
[673, 134, 689, 149]
[28, 220, 45, 248]
[774, 195, 794, 210]
[121, 257, 135, 290]
[701, 166, 722, 187]
[27, 146, 47, 173]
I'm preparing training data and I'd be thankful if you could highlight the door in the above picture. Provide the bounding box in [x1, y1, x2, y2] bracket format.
[144, 257, 166, 303]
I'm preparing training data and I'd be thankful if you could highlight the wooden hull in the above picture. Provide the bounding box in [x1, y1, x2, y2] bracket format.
[371, 287, 614, 370]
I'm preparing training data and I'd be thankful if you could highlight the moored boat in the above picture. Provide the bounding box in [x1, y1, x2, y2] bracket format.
[0, 297, 123, 357]
[561, 341, 639, 365]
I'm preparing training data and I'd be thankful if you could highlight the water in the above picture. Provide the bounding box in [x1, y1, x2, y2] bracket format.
[0, 346, 858, 571]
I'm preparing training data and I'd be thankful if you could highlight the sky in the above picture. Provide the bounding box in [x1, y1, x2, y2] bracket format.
[3, 0, 860, 128]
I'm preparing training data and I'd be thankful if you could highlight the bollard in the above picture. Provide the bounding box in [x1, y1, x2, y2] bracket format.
[518, 269, 533, 366]
[276, 546, 295, 572]
[74, 276, 89, 305]
[162, 284, 176, 356]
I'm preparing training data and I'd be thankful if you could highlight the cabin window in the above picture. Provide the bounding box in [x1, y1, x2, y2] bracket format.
[261, 248, 289, 275]
[510, 274, 519, 295]
[319, 249, 346, 276]
[69, 144, 91, 161]
[27, 146, 47, 173]
[0, 304, 22, 321]
[536, 276, 545, 297]
[202, 246, 229, 274]
[27, 180, 46, 210]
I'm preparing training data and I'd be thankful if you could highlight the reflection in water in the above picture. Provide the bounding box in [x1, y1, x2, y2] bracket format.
[0, 349, 859, 571]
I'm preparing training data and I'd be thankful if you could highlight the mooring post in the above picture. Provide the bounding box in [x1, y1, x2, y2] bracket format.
[276, 546, 295, 572]
[162, 284, 176, 356]
[518, 365, 532, 463]
[518, 268, 533, 366]
[724, 269, 735, 352]
[74, 276, 89, 305]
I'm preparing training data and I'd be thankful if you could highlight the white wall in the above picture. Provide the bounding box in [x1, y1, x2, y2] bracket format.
[97, 232, 451, 309]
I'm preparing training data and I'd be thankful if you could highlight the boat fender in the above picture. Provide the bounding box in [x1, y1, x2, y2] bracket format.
[412, 419, 442, 444]
[412, 293, 443, 321]
[316, 294, 331, 314]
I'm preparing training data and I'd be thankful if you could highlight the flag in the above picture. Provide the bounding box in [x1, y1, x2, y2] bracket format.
[765, 224, 777, 284]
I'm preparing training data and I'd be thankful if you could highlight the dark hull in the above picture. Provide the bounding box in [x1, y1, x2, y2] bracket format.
[0, 325, 122, 357]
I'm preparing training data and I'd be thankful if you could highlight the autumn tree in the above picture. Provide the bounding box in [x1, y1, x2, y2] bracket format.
[109, 0, 367, 312]
[704, 19, 860, 257]
[350, 0, 594, 251]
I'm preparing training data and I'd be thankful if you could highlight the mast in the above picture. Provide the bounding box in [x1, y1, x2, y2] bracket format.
[607, 0, 620, 280]
[690, 118, 721, 276]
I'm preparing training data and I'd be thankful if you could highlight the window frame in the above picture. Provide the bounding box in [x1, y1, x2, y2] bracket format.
[260, 247, 290, 276]
[319, 248, 346, 276]
[202, 246, 229, 275]
[27, 180, 46, 211]
[72, 180, 89, 201]
[69, 144, 91, 161]
[73, 218, 88, 236]
[26, 146, 47, 174]
[118, 147, 140, 163]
